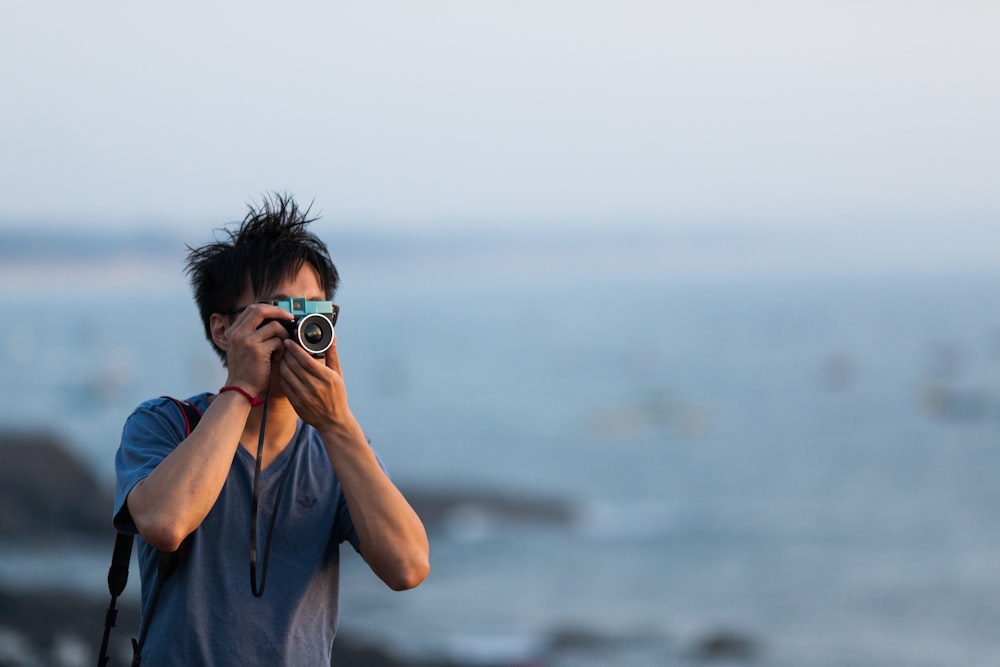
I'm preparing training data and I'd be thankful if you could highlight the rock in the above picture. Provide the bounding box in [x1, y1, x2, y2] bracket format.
[0, 429, 579, 544]
[0, 586, 139, 667]
[0, 586, 469, 667]
[690, 629, 760, 663]
[402, 487, 576, 532]
[0, 431, 111, 543]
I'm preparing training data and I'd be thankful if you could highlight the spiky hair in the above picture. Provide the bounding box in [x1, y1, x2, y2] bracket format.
[185, 193, 340, 363]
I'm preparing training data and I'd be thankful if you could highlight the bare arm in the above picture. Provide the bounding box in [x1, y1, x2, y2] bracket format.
[127, 303, 292, 552]
[279, 337, 430, 591]
[126, 392, 252, 551]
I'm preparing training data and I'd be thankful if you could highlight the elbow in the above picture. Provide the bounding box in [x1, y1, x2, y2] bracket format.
[127, 483, 192, 553]
[364, 524, 431, 591]
[374, 544, 429, 591]
[386, 556, 430, 591]
[146, 531, 186, 554]
[136, 514, 190, 553]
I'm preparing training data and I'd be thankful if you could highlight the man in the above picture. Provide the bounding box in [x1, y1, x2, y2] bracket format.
[114, 194, 429, 666]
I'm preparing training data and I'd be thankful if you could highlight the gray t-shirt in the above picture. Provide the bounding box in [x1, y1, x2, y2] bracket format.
[114, 393, 361, 666]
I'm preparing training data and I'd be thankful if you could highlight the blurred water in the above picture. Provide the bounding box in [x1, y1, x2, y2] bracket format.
[2, 253, 1000, 665]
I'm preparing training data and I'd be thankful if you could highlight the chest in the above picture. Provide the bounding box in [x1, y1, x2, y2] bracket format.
[204, 440, 341, 554]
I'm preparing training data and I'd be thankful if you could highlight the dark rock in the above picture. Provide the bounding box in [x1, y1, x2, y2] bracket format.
[0, 586, 138, 667]
[548, 626, 616, 651]
[331, 636, 459, 667]
[0, 431, 111, 543]
[545, 624, 670, 664]
[690, 629, 760, 662]
[0, 586, 470, 667]
[402, 486, 576, 532]
[0, 429, 578, 545]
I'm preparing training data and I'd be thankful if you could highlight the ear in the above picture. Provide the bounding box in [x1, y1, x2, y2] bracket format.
[210, 313, 232, 353]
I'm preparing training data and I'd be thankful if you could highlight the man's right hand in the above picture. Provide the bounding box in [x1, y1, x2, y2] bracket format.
[222, 303, 294, 396]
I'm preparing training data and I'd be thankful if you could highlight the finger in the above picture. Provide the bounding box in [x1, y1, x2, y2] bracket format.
[255, 319, 291, 342]
[324, 332, 343, 376]
[280, 339, 325, 383]
[234, 303, 296, 331]
[262, 336, 286, 359]
[228, 324, 286, 361]
[279, 357, 308, 400]
[279, 345, 325, 406]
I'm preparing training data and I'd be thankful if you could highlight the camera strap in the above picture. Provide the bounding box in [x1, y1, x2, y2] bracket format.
[97, 396, 202, 667]
[249, 384, 304, 597]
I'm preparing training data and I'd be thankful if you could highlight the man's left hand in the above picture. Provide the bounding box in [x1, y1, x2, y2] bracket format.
[278, 334, 350, 431]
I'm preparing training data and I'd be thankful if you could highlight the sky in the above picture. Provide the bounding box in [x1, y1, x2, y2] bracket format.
[1, 1, 998, 249]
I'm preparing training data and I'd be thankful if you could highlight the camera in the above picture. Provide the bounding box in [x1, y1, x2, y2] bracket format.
[271, 297, 339, 357]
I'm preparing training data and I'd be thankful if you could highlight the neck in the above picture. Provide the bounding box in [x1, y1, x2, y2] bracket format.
[242, 396, 299, 466]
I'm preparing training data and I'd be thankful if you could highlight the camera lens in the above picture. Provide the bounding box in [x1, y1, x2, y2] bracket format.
[302, 322, 324, 345]
[295, 313, 334, 355]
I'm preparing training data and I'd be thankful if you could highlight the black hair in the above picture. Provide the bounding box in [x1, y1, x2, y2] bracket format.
[185, 193, 340, 363]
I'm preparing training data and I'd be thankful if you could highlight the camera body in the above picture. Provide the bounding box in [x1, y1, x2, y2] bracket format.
[272, 297, 339, 357]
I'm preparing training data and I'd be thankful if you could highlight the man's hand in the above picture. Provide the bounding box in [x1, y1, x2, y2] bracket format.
[278, 333, 351, 431]
[223, 304, 293, 397]
[280, 333, 430, 590]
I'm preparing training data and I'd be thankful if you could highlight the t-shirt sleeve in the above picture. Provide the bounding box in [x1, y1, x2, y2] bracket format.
[113, 398, 189, 534]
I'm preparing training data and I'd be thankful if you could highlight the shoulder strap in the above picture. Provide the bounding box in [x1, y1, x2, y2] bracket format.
[162, 396, 203, 439]
[97, 397, 201, 667]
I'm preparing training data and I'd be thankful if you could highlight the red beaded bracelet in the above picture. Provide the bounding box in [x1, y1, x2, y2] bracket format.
[218, 385, 264, 407]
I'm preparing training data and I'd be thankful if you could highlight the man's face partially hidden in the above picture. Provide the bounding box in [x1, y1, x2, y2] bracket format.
[232, 262, 329, 388]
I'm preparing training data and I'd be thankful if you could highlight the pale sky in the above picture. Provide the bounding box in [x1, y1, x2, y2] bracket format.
[1, 1, 998, 239]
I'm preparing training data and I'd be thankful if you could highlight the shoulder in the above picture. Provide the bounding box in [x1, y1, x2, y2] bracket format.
[123, 393, 212, 443]
[129, 392, 211, 417]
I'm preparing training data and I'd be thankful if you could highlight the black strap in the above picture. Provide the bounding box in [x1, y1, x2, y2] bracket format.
[168, 398, 202, 440]
[249, 385, 271, 597]
[97, 397, 201, 667]
[248, 385, 303, 597]
[97, 533, 133, 666]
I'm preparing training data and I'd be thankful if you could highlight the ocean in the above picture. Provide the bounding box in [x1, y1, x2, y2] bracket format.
[2, 235, 1000, 666]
